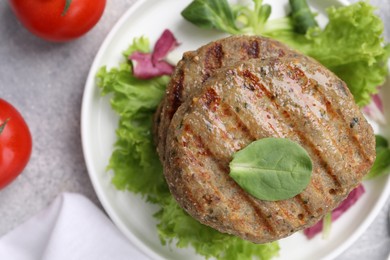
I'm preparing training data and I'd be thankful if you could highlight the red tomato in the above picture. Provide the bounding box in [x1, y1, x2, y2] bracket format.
[8, 0, 106, 42]
[0, 99, 32, 189]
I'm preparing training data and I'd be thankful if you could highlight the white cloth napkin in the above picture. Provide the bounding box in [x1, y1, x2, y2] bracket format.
[0, 193, 149, 260]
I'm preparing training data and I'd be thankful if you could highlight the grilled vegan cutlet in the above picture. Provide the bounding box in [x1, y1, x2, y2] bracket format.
[154, 36, 376, 243]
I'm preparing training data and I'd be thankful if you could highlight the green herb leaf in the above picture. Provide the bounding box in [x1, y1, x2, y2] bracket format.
[182, 0, 298, 36]
[229, 138, 313, 201]
[181, 0, 295, 36]
[61, 0, 72, 16]
[96, 37, 168, 197]
[233, 0, 273, 35]
[0, 118, 9, 135]
[364, 134, 390, 180]
[181, 0, 239, 34]
[289, 0, 318, 34]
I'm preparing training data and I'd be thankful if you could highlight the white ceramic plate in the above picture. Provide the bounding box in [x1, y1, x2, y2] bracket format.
[81, 0, 390, 259]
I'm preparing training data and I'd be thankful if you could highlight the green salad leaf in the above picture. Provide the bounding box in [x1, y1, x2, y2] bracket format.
[375, 134, 389, 149]
[96, 37, 169, 200]
[230, 138, 313, 201]
[181, 0, 239, 34]
[97, 37, 280, 260]
[364, 134, 390, 180]
[289, 0, 318, 34]
[182, 0, 295, 35]
[122, 36, 150, 57]
[155, 197, 279, 259]
[302, 2, 390, 106]
[233, 0, 273, 35]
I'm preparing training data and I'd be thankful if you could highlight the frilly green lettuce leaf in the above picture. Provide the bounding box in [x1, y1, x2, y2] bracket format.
[273, 1, 390, 106]
[155, 196, 279, 259]
[97, 65, 169, 198]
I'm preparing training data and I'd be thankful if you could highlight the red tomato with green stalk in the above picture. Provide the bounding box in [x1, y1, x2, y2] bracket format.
[8, 0, 106, 42]
[0, 99, 32, 189]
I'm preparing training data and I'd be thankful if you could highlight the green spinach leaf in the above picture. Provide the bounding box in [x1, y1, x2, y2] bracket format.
[229, 138, 313, 201]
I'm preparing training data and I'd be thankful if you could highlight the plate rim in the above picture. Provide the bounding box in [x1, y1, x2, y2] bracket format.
[80, 0, 163, 259]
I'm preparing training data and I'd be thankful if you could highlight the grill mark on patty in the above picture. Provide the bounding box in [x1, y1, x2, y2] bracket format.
[205, 43, 224, 69]
[277, 48, 287, 57]
[230, 190, 277, 235]
[220, 103, 257, 142]
[243, 40, 260, 58]
[202, 43, 224, 83]
[169, 68, 185, 120]
[294, 194, 314, 221]
[275, 198, 302, 229]
[200, 87, 257, 144]
[182, 123, 277, 236]
[174, 171, 201, 212]
[232, 80, 287, 138]
[203, 87, 221, 112]
[240, 68, 342, 194]
[183, 123, 230, 175]
[165, 145, 202, 212]
[287, 64, 306, 82]
[322, 97, 370, 163]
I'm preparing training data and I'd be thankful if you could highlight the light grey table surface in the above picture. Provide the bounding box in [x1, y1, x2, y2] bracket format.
[0, 0, 389, 259]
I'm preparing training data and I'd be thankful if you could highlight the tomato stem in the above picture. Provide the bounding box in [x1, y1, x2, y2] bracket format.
[0, 118, 10, 135]
[61, 0, 73, 16]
